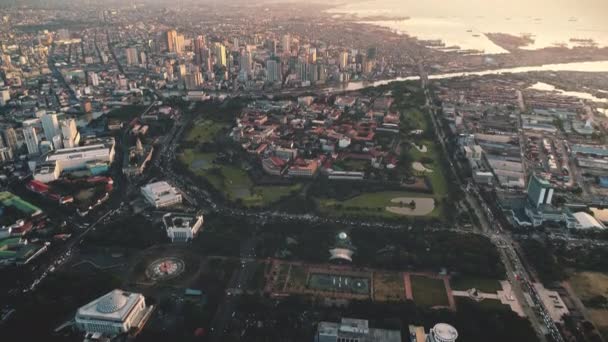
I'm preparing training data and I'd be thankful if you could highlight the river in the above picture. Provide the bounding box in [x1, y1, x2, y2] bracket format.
[325, 60, 608, 92]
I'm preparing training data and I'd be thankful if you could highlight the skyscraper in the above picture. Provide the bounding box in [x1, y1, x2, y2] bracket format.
[61, 119, 80, 148]
[339, 51, 349, 70]
[214, 42, 227, 67]
[23, 126, 39, 155]
[527, 175, 554, 208]
[125, 47, 139, 65]
[281, 34, 291, 54]
[265, 59, 281, 83]
[3, 127, 17, 153]
[240, 50, 252, 76]
[41, 113, 59, 141]
[194, 35, 205, 65]
[166, 29, 178, 53]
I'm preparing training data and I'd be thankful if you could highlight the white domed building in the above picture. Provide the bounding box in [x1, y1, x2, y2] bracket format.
[426, 323, 458, 342]
[75, 289, 154, 338]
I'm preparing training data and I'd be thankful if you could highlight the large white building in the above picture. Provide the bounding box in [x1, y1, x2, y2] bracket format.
[426, 323, 459, 342]
[75, 289, 153, 338]
[33, 139, 115, 182]
[316, 318, 401, 342]
[23, 126, 40, 155]
[41, 113, 60, 141]
[61, 118, 80, 148]
[162, 213, 204, 242]
[141, 181, 182, 208]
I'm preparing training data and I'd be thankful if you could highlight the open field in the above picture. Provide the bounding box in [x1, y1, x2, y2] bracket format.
[569, 272, 608, 339]
[411, 275, 450, 308]
[317, 191, 441, 218]
[373, 272, 406, 302]
[185, 119, 227, 143]
[588, 309, 608, 340]
[451, 275, 503, 293]
[570, 271, 608, 302]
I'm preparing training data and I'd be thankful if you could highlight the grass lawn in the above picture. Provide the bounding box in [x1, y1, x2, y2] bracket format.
[569, 271, 608, 302]
[373, 272, 406, 302]
[186, 120, 227, 143]
[317, 191, 441, 219]
[411, 275, 449, 308]
[333, 159, 369, 172]
[403, 109, 428, 132]
[243, 184, 302, 207]
[285, 264, 308, 292]
[588, 309, 608, 340]
[246, 262, 268, 291]
[179, 149, 216, 174]
[451, 275, 503, 293]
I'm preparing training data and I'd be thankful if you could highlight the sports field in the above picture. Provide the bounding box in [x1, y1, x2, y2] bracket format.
[308, 273, 370, 295]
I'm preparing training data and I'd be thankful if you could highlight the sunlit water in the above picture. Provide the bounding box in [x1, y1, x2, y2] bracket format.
[328, 0, 608, 54]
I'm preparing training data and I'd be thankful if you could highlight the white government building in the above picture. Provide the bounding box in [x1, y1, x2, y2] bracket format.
[75, 289, 153, 338]
[162, 213, 204, 242]
[141, 181, 182, 208]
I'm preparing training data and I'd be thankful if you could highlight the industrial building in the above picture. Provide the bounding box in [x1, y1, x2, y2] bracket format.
[141, 181, 182, 208]
[75, 289, 154, 338]
[315, 318, 401, 342]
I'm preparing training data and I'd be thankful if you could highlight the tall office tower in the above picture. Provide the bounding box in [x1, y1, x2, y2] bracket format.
[213, 42, 227, 67]
[297, 62, 310, 82]
[202, 47, 213, 72]
[318, 63, 327, 82]
[339, 51, 349, 70]
[41, 113, 60, 141]
[61, 119, 80, 148]
[265, 39, 277, 55]
[232, 38, 239, 50]
[23, 126, 40, 155]
[125, 47, 139, 65]
[177, 64, 187, 79]
[3, 127, 17, 153]
[367, 47, 377, 60]
[176, 34, 185, 54]
[265, 59, 281, 83]
[0, 87, 9, 106]
[281, 34, 291, 53]
[1, 53, 12, 68]
[194, 35, 205, 65]
[309, 63, 318, 83]
[239, 50, 252, 75]
[166, 29, 178, 52]
[527, 175, 554, 208]
[309, 48, 317, 63]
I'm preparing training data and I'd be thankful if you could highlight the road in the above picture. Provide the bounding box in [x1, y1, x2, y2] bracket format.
[418, 59, 563, 342]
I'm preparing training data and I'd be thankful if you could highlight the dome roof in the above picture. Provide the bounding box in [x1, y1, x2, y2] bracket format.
[96, 290, 129, 314]
[338, 232, 348, 240]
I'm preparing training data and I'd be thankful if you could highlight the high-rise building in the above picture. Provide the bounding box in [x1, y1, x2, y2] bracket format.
[23, 126, 40, 155]
[309, 48, 317, 63]
[265, 39, 277, 55]
[339, 51, 349, 70]
[165, 29, 178, 53]
[213, 42, 227, 67]
[297, 61, 310, 82]
[125, 47, 139, 65]
[3, 127, 17, 153]
[266, 59, 281, 83]
[41, 113, 60, 141]
[176, 34, 185, 54]
[61, 119, 80, 148]
[0, 87, 10, 106]
[281, 34, 291, 53]
[240, 50, 252, 75]
[201, 47, 213, 72]
[527, 175, 554, 208]
[194, 35, 205, 65]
